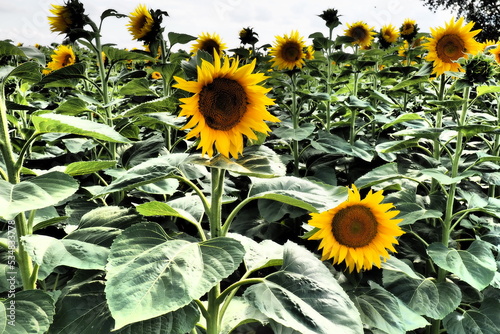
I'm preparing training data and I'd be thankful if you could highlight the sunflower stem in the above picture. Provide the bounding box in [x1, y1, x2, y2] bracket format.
[290, 74, 300, 176]
[324, 26, 333, 131]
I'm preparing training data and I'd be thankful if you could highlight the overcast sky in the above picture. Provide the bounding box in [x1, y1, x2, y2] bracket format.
[1, 0, 455, 50]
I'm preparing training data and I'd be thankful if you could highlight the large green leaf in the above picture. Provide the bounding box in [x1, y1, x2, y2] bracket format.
[311, 131, 374, 162]
[244, 241, 363, 334]
[427, 241, 496, 290]
[136, 201, 199, 226]
[64, 160, 116, 176]
[22, 234, 109, 280]
[5, 62, 41, 83]
[78, 205, 143, 229]
[168, 32, 197, 46]
[3, 290, 55, 334]
[39, 63, 87, 88]
[103, 46, 155, 63]
[122, 97, 178, 117]
[220, 297, 267, 334]
[228, 233, 283, 273]
[0, 172, 78, 220]
[32, 114, 131, 143]
[351, 282, 406, 334]
[274, 122, 315, 141]
[119, 78, 156, 96]
[383, 258, 461, 319]
[105, 223, 244, 329]
[94, 154, 192, 197]
[443, 310, 499, 334]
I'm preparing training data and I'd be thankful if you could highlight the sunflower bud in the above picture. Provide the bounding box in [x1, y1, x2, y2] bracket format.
[463, 54, 495, 84]
[239, 27, 259, 46]
[318, 8, 341, 30]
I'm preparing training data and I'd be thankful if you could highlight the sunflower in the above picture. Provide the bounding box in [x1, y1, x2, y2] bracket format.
[44, 45, 76, 74]
[173, 52, 279, 158]
[305, 45, 315, 60]
[423, 17, 482, 76]
[378, 24, 400, 49]
[151, 71, 162, 80]
[307, 185, 404, 273]
[127, 4, 154, 41]
[399, 18, 419, 43]
[489, 45, 500, 64]
[239, 27, 259, 46]
[269, 30, 307, 70]
[191, 32, 227, 57]
[48, 0, 86, 36]
[344, 21, 375, 48]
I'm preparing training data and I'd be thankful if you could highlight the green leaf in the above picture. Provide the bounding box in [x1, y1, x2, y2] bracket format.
[168, 32, 197, 46]
[453, 125, 500, 137]
[274, 122, 315, 141]
[152, 63, 183, 85]
[32, 113, 132, 143]
[244, 241, 363, 334]
[49, 281, 114, 334]
[40, 63, 87, 88]
[119, 78, 156, 96]
[443, 310, 499, 334]
[103, 46, 155, 63]
[376, 138, 421, 154]
[381, 113, 423, 130]
[8, 62, 41, 83]
[3, 290, 55, 334]
[390, 76, 429, 90]
[55, 97, 91, 116]
[354, 163, 408, 189]
[136, 201, 199, 225]
[0, 172, 78, 220]
[476, 85, 500, 97]
[311, 131, 374, 161]
[0, 303, 5, 334]
[22, 234, 109, 279]
[229, 233, 283, 273]
[94, 154, 191, 197]
[122, 96, 178, 117]
[220, 297, 267, 334]
[79, 206, 143, 229]
[420, 169, 477, 185]
[105, 223, 244, 329]
[0, 41, 26, 57]
[351, 282, 406, 334]
[190, 145, 286, 178]
[427, 241, 496, 290]
[392, 128, 443, 139]
[383, 260, 461, 319]
[65, 160, 116, 176]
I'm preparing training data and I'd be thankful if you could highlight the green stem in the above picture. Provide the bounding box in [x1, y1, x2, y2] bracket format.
[290, 75, 300, 176]
[324, 26, 333, 131]
[15, 214, 35, 290]
[0, 84, 19, 183]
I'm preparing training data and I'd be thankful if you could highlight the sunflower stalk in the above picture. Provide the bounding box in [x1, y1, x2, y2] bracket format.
[290, 74, 301, 176]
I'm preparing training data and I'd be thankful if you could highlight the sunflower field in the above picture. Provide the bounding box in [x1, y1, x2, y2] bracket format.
[1, 2, 500, 334]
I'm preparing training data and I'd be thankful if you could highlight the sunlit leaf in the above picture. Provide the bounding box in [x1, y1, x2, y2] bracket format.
[3, 290, 55, 334]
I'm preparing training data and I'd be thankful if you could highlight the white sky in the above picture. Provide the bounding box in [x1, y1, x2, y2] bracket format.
[1, 0, 455, 50]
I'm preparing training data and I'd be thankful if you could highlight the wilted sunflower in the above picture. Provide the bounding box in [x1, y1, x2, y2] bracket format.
[173, 52, 279, 158]
[127, 4, 154, 41]
[308, 185, 404, 273]
[269, 30, 307, 70]
[48, 0, 86, 34]
[423, 17, 482, 76]
[378, 24, 399, 49]
[44, 44, 76, 74]
[399, 18, 419, 43]
[191, 32, 227, 57]
[344, 21, 375, 48]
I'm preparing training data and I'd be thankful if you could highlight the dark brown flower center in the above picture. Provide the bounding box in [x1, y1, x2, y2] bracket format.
[198, 78, 247, 131]
[351, 26, 368, 42]
[281, 42, 302, 62]
[436, 34, 465, 63]
[61, 53, 73, 67]
[200, 39, 221, 55]
[331, 205, 378, 248]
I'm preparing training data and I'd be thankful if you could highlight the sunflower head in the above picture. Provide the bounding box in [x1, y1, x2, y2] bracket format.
[305, 45, 315, 60]
[344, 21, 376, 48]
[308, 185, 404, 273]
[173, 52, 279, 158]
[462, 53, 495, 84]
[44, 44, 77, 74]
[378, 24, 400, 49]
[399, 18, 419, 43]
[151, 71, 162, 80]
[318, 8, 341, 30]
[269, 30, 307, 70]
[488, 44, 500, 64]
[48, 0, 88, 41]
[191, 32, 227, 57]
[423, 17, 482, 76]
[127, 5, 168, 55]
[239, 27, 259, 46]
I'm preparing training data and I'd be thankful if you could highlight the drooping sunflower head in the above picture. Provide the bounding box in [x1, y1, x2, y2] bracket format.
[399, 18, 419, 43]
[173, 52, 280, 158]
[318, 8, 341, 30]
[423, 17, 482, 76]
[269, 30, 307, 70]
[191, 32, 227, 57]
[44, 44, 76, 74]
[127, 5, 168, 48]
[48, 0, 87, 39]
[239, 27, 259, 46]
[344, 21, 376, 48]
[378, 24, 400, 49]
[308, 185, 404, 273]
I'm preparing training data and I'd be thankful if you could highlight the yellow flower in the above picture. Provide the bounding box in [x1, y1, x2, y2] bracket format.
[305, 45, 315, 60]
[308, 185, 404, 273]
[151, 71, 162, 80]
[269, 30, 307, 70]
[488, 45, 500, 64]
[190, 32, 227, 57]
[423, 17, 482, 76]
[127, 4, 154, 41]
[48, 0, 86, 36]
[379, 24, 400, 49]
[44, 45, 76, 74]
[173, 52, 279, 158]
[400, 18, 418, 42]
[344, 21, 376, 48]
